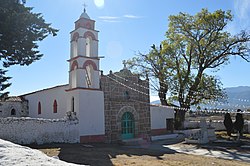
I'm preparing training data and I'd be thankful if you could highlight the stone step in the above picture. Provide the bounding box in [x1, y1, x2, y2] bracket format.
[151, 133, 180, 141]
[121, 138, 148, 146]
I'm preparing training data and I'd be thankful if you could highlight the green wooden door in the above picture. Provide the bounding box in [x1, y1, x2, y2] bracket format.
[121, 112, 134, 140]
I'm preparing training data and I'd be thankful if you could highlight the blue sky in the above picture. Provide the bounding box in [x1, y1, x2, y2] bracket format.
[7, 0, 250, 98]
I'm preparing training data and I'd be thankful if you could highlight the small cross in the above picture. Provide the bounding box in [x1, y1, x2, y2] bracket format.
[122, 60, 127, 69]
[83, 3, 87, 13]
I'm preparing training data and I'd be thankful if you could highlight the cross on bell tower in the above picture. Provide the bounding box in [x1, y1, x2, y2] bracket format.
[122, 60, 127, 69]
[83, 3, 87, 13]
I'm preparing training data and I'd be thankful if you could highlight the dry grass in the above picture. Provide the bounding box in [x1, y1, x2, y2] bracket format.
[216, 131, 250, 140]
[30, 143, 249, 166]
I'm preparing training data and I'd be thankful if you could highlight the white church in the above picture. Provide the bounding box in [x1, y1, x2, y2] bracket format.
[0, 9, 174, 143]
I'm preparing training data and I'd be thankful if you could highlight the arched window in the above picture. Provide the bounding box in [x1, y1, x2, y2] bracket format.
[53, 100, 57, 113]
[72, 41, 77, 57]
[71, 60, 78, 71]
[38, 102, 41, 114]
[72, 32, 79, 58]
[85, 64, 94, 87]
[71, 97, 74, 112]
[86, 37, 92, 57]
[11, 109, 16, 116]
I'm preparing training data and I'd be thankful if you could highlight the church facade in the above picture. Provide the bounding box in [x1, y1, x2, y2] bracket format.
[0, 10, 174, 143]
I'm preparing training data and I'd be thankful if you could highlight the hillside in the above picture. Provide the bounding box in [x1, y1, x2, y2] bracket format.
[225, 86, 250, 110]
[151, 86, 250, 111]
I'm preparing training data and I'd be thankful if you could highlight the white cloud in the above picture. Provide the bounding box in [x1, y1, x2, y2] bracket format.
[98, 14, 142, 23]
[99, 16, 121, 23]
[233, 0, 250, 20]
[102, 20, 121, 23]
[123, 14, 141, 19]
[98, 16, 119, 20]
[228, 0, 250, 33]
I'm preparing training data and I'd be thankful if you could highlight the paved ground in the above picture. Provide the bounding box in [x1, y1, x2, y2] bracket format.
[144, 137, 250, 163]
[163, 143, 250, 163]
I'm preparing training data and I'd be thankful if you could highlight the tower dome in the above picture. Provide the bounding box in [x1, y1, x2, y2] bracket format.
[80, 6, 90, 19]
[80, 12, 90, 19]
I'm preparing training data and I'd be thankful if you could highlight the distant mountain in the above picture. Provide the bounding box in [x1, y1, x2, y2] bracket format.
[225, 86, 250, 110]
[226, 86, 250, 100]
[151, 86, 250, 111]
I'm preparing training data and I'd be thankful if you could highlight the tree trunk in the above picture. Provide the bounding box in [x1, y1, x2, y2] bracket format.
[159, 81, 168, 106]
[174, 109, 186, 130]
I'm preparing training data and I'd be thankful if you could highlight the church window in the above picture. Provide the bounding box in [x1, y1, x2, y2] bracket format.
[86, 36, 92, 57]
[124, 91, 130, 100]
[71, 97, 74, 112]
[38, 102, 41, 114]
[11, 109, 16, 116]
[53, 100, 58, 113]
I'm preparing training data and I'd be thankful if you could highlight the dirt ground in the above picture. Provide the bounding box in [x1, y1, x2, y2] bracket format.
[30, 142, 250, 166]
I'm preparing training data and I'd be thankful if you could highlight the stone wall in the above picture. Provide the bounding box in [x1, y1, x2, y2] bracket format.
[101, 69, 150, 142]
[0, 117, 79, 145]
[0, 97, 28, 118]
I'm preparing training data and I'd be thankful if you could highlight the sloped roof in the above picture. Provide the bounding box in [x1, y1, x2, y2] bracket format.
[20, 84, 68, 97]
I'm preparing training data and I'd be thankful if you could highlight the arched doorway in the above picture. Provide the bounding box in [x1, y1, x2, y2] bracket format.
[121, 112, 135, 139]
[11, 108, 16, 116]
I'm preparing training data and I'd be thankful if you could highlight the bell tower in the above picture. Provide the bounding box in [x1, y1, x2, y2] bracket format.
[66, 8, 105, 143]
[68, 7, 100, 89]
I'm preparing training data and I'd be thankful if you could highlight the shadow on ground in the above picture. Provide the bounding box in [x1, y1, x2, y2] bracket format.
[29, 142, 177, 166]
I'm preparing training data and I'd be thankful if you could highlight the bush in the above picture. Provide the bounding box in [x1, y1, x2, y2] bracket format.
[223, 113, 233, 136]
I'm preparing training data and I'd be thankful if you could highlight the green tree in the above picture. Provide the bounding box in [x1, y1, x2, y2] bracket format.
[127, 9, 250, 129]
[0, 0, 58, 98]
[126, 44, 175, 105]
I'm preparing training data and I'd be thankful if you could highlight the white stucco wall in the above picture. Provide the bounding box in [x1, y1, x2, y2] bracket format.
[78, 90, 105, 136]
[24, 85, 69, 119]
[0, 117, 79, 144]
[150, 105, 174, 130]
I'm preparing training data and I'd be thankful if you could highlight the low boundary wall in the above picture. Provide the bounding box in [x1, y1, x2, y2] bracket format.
[0, 117, 79, 144]
[184, 120, 250, 133]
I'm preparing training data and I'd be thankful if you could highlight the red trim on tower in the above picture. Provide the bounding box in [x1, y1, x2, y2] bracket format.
[83, 31, 96, 40]
[68, 56, 100, 62]
[71, 60, 78, 70]
[83, 60, 97, 70]
[80, 135, 106, 143]
[72, 32, 79, 41]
